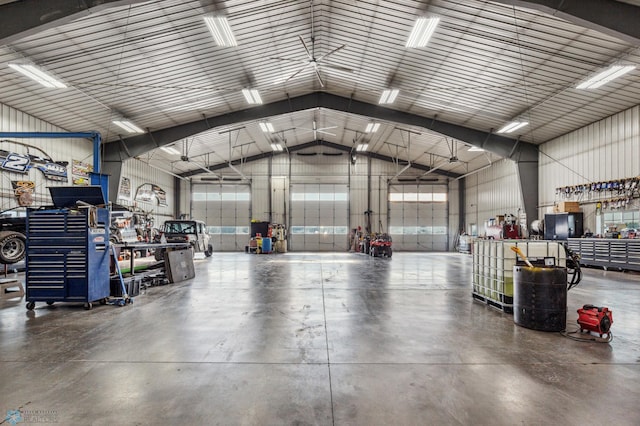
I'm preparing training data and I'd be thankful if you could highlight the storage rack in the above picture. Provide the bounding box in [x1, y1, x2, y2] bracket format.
[472, 240, 567, 313]
[25, 207, 111, 310]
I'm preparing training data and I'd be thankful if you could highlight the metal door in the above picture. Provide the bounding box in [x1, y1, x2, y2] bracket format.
[191, 183, 250, 251]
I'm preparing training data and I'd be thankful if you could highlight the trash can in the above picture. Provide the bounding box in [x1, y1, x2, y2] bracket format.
[513, 266, 567, 331]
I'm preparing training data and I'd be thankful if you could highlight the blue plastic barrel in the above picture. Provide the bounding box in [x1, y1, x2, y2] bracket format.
[261, 237, 272, 253]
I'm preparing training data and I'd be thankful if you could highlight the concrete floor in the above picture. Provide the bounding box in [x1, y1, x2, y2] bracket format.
[1, 252, 639, 425]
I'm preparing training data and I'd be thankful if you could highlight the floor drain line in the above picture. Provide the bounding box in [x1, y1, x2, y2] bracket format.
[320, 263, 336, 426]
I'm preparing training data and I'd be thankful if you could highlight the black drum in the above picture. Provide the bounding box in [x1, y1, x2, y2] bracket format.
[513, 266, 567, 332]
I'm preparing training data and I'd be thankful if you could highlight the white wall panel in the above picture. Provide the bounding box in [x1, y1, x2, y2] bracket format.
[120, 158, 176, 226]
[251, 173, 269, 222]
[449, 178, 461, 250]
[182, 152, 458, 251]
[464, 159, 523, 236]
[539, 105, 640, 234]
[271, 176, 288, 225]
[0, 102, 94, 211]
[0, 102, 177, 235]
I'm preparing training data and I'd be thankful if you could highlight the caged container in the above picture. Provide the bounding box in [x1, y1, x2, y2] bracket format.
[472, 240, 566, 312]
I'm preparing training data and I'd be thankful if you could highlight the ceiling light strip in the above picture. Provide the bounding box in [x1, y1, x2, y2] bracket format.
[242, 89, 263, 104]
[203, 16, 237, 47]
[113, 120, 145, 134]
[365, 123, 380, 133]
[260, 122, 275, 133]
[8, 63, 67, 89]
[497, 121, 528, 134]
[576, 64, 636, 89]
[406, 17, 440, 48]
[379, 89, 399, 104]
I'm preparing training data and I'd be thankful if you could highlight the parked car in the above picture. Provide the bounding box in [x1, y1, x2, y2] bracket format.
[0, 208, 27, 264]
[154, 219, 213, 260]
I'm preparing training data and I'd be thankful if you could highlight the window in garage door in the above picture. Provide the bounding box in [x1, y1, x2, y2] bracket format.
[388, 184, 448, 251]
[290, 184, 348, 251]
[191, 184, 250, 251]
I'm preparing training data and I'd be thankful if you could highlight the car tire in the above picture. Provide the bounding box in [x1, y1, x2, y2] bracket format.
[205, 245, 213, 257]
[0, 231, 26, 264]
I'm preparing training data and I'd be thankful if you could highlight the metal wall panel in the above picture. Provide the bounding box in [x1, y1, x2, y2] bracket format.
[0, 102, 94, 211]
[270, 176, 288, 226]
[448, 178, 461, 251]
[464, 159, 523, 236]
[0, 102, 178, 227]
[251, 175, 269, 222]
[539, 105, 640, 234]
[189, 154, 460, 251]
[119, 158, 176, 227]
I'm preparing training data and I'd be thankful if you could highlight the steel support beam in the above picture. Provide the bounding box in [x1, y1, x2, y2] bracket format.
[0, 0, 149, 44]
[492, 0, 640, 45]
[180, 139, 461, 179]
[101, 160, 122, 205]
[104, 92, 538, 164]
[458, 177, 466, 236]
[516, 160, 539, 227]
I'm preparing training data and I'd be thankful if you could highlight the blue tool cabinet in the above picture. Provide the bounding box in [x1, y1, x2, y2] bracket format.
[25, 207, 110, 310]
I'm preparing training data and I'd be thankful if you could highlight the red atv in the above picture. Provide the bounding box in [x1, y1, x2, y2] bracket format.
[369, 233, 392, 258]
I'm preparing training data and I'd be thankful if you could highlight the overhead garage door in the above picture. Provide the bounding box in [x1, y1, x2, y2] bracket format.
[191, 183, 250, 251]
[388, 184, 448, 251]
[290, 183, 348, 251]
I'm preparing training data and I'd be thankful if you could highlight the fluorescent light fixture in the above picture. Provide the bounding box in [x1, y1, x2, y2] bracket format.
[160, 146, 181, 155]
[379, 89, 399, 104]
[270, 143, 284, 152]
[260, 122, 275, 133]
[576, 64, 636, 89]
[497, 121, 528, 134]
[356, 143, 369, 152]
[242, 89, 263, 104]
[365, 123, 380, 133]
[406, 17, 440, 48]
[468, 146, 485, 152]
[203, 16, 237, 47]
[8, 63, 67, 89]
[112, 119, 145, 134]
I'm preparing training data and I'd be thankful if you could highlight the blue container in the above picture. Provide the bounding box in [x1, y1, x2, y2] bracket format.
[261, 237, 272, 253]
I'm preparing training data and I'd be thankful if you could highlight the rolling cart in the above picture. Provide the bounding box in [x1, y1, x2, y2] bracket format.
[25, 186, 111, 310]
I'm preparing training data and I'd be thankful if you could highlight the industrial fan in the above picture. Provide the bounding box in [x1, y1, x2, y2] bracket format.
[296, 111, 337, 140]
[270, 1, 353, 87]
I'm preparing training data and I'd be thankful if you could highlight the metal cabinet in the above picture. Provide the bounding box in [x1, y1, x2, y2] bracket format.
[567, 238, 640, 271]
[25, 207, 110, 310]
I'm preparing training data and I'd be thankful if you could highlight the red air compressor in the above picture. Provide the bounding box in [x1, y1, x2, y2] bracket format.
[577, 304, 613, 337]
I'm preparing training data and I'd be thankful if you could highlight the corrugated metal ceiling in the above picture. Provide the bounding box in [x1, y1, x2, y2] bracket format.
[0, 0, 638, 178]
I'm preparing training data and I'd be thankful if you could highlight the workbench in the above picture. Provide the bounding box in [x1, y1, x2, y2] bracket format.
[113, 242, 194, 284]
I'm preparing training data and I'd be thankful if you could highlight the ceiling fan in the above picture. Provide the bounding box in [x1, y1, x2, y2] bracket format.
[297, 111, 338, 139]
[270, 1, 353, 87]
